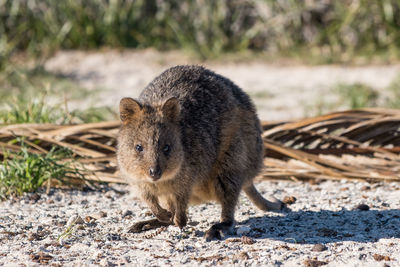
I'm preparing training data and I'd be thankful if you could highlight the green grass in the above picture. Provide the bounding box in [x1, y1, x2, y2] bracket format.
[0, 96, 114, 124]
[1, 95, 61, 124]
[249, 91, 273, 99]
[0, 65, 93, 100]
[386, 76, 400, 108]
[0, 65, 116, 124]
[1, 0, 400, 65]
[336, 83, 378, 109]
[0, 139, 84, 199]
[306, 75, 400, 116]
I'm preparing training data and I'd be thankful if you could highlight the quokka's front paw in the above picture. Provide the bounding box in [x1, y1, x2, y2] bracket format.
[128, 219, 172, 233]
[154, 209, 172, 223]
[173, 213, 187, 229]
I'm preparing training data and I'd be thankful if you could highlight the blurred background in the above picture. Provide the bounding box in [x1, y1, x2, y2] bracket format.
[1, 0, 400, 123]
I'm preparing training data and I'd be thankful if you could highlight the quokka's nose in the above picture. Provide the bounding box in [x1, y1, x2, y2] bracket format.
[149, 166, 162, 180]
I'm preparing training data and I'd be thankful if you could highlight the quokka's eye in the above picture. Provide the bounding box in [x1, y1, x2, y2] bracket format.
[163, 144, 170, 155]
[135, 144, 143, 152]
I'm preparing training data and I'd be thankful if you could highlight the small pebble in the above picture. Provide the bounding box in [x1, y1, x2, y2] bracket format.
[311, 244, 327, 252]
[241, 235, 255, 245]
[104, 191, 114, 199]
[236, 226, 251, 235]
[99, 258, 111, 266]
[86, 211, 107, 221]
[355, 204, 370, 211]
[187, 221, 199, 226]
[29, 193, 41, 203]
[194, 230, 204, 237]
[238, 251, 250, 260]
[75, 216, 85, 224]
[283, 196, 297, 205]
[360, 185, 371, 191]
[304, 259, 328, 267]
[122, 210, 133, 218]
[66, 215, 77, 228]
[373, 254, 391, 261]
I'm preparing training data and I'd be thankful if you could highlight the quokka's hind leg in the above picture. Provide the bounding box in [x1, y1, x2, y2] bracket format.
[243, 182, 283, 211]
[128, 219, 173, 233]
[205, 175, 241, 241]
[204, 200, 236, 241]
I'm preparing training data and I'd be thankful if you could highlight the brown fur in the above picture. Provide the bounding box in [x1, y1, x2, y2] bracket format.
[117, 65, 282, 240]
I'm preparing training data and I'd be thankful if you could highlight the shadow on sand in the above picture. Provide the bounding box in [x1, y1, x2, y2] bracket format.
[237, 209, 400, 244]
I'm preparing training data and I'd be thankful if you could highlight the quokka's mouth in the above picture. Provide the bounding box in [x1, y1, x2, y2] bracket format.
[150, 175, 162, 182]
[144, 172, 162, 182]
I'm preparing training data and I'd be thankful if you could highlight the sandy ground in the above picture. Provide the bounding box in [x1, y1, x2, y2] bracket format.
[45, 49, 400, 120]
[0, 180, 399, 266]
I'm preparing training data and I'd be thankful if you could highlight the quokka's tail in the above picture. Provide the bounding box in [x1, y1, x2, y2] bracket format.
[243, 183, 283, 211]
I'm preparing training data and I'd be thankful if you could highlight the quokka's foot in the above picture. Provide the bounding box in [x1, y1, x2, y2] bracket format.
[154, 209, 173, 223]
[173, 213, 187, 229]
[128, 219, 172, 233]
[205, 221, 234, 241]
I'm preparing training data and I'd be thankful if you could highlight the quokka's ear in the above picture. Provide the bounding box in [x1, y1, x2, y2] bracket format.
[162, 97, 180, 122]
[119, 97, 142, 124]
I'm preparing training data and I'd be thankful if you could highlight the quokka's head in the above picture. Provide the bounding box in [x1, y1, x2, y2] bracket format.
[117, 97, 184, 183]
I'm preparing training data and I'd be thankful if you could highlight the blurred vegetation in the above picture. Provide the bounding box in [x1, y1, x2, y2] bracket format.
[0, 65, 116, 124]
[306, 79, 400, 116]
[336, 83, 379, 109]
[1, 0, 400, 67]
[0, 95, 115, 124]
[386, 76, 400, 108]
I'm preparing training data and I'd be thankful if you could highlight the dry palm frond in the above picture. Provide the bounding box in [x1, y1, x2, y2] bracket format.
[0, 108, 399, 185]
[261, 108, 400, 182]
